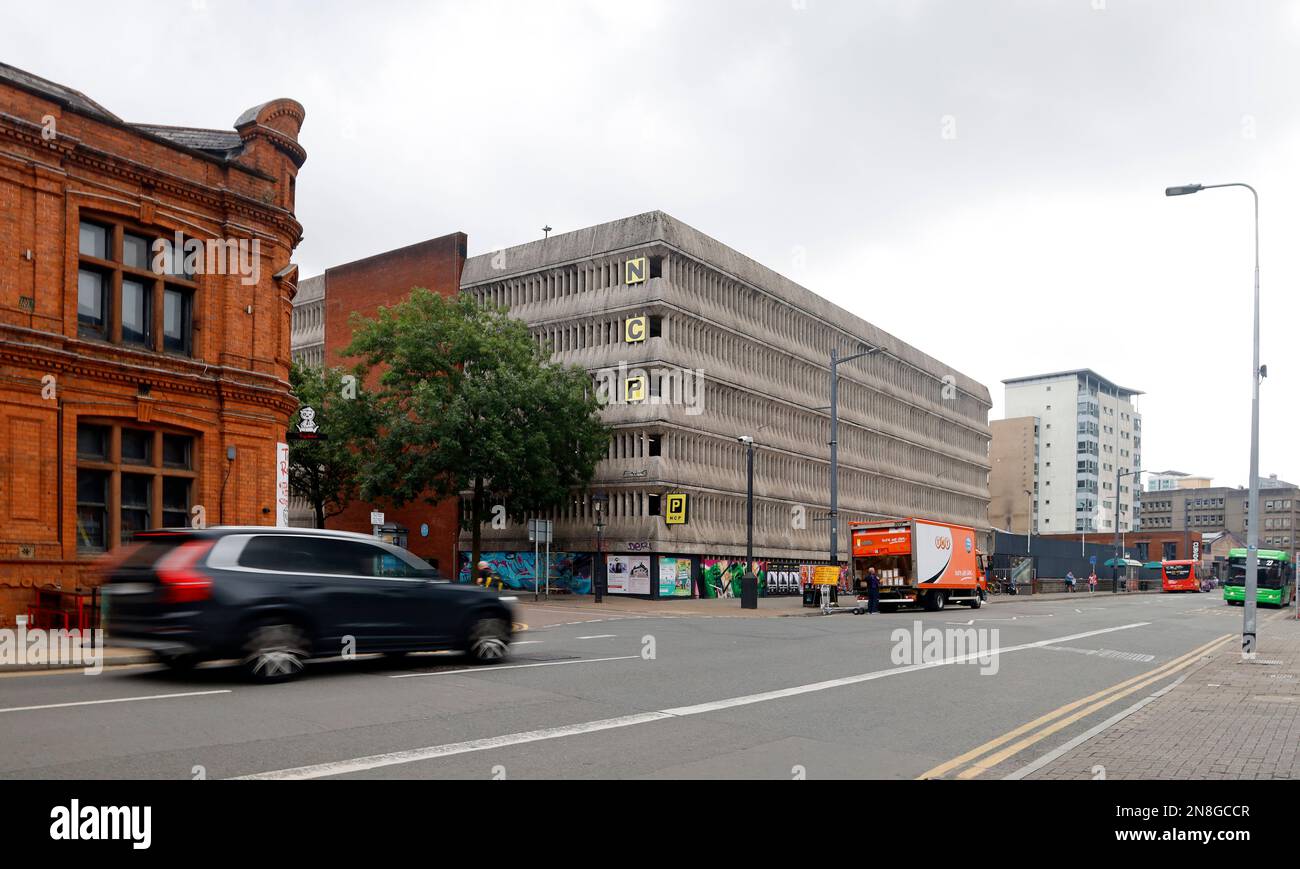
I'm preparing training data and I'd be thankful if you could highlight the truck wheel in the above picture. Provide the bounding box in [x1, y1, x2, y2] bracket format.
[968, 594, 982, 610]
[925, 590, 946, 612]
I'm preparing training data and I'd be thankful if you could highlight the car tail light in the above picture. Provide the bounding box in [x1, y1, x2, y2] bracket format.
[156, 540, 216, 604]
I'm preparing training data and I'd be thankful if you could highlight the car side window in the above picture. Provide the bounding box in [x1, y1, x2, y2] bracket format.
[238, 535, 326, 573]
[236, 536, 425, 579]
[311, 540, 384, 577]
[378, 553, 413, 578]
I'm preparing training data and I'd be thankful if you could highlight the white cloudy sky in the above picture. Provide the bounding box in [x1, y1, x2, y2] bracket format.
[6, 0, 1300, 488]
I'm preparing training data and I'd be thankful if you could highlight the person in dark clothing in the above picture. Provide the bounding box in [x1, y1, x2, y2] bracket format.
[866, 567, 881, 614]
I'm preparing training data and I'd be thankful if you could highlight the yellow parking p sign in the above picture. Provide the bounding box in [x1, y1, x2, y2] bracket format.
[665, 493, 689, 525]
[625, 376, 646, 403]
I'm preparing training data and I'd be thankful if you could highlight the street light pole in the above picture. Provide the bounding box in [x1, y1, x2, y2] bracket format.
[592, 492, 608, 604]
[1166, 182, 1261, 654]
[738, 436, 757, 609]
[828, 343, 879, 564]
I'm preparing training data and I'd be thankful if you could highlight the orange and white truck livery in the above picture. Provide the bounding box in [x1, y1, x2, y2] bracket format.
[850, 518, 984, 611]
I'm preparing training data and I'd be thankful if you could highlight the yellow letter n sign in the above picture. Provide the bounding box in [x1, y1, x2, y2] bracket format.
[625, 257, 648, 285]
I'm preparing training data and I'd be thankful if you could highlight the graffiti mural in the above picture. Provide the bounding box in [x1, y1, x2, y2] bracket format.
[457, 551, 593, 594]
[699, 558, 767, 599]
[698, 559, 851, 598]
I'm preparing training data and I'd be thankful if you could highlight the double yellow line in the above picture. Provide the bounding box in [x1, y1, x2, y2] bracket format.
[918, 633, 1234, 780]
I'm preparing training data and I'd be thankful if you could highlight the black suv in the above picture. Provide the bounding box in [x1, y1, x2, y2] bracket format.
[102, 527, 517, 682]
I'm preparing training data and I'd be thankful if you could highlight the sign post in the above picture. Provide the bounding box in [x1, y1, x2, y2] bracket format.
[528, 519, 554, 601]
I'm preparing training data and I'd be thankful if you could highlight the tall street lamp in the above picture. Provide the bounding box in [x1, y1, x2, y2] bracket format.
[737, 435, 758, 609]
[828, 343, 880, 564]
[592, 492, 608, 604]
[1166, 182, 1262, 654]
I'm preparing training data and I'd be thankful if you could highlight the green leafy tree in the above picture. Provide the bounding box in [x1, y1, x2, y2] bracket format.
[345, 290, 608, 578]
[287, 361, 380, 528]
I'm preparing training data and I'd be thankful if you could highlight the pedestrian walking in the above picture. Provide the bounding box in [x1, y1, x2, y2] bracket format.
[866, 566, 881, 614]
[1088, 571, 1098, 593]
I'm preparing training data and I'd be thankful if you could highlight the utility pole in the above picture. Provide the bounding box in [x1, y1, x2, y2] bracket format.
[738, 436, 757, 609]
[1165, 182, 1261, 654]
[828, 343, 879, 564]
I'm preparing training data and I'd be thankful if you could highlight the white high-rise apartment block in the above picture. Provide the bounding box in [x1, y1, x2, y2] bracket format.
[1003, 370, 1142, 534]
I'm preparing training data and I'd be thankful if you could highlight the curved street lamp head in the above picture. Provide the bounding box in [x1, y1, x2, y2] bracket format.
[1165, 184, 1204, 197]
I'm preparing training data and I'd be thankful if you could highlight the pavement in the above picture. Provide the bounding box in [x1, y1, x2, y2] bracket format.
[1, 589, 1282, 779]
[1025, 603, 1300, 780]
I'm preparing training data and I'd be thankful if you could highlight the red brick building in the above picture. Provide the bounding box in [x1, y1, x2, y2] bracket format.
[290, 233, 467, 572]
[1041, 532, 1199, 562]
[0, 63, 306, 624]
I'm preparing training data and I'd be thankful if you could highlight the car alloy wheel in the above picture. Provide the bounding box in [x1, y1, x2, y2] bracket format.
[468, 617, 509, 664]
[243, 622, 308, 683]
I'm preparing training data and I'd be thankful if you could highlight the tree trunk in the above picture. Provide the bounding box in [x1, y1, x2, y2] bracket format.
[470, 475, 484, 584]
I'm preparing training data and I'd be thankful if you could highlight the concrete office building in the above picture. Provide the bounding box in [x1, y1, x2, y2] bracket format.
[458, 211, 991, 596]
[289, 274, 325, 370]
[1003, 370, 1142, 536]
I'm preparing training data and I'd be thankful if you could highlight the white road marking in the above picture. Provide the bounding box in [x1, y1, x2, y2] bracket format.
[512, 641, 543, 646]
[389, 655, 638, 679]
[0, 689, 231, 714]
[248, 621, 1149, 779]
[575, 634, 617, 640]
[1042, 646, 1157, 663]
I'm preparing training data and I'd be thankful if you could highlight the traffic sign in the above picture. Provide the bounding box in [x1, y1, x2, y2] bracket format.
[528, 518, 553, 544]
[665, 493, 689, 525]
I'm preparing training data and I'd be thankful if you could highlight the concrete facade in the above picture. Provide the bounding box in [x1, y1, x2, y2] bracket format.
[289, 274, 324, 369]
[459, 211, 991, 583]
[989, 416, 1038, 533]
[1003, 370, 1142, 536]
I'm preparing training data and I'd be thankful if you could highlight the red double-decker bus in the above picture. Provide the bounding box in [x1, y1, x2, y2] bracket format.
[1161, 560, 1201, 593]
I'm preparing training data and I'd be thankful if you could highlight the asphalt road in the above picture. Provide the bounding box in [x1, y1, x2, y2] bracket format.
[0, 592, 1252, 779]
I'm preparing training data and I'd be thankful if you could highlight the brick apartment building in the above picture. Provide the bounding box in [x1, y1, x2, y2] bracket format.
[289, 233, 467, 572]
[0, 63, 307, 624]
